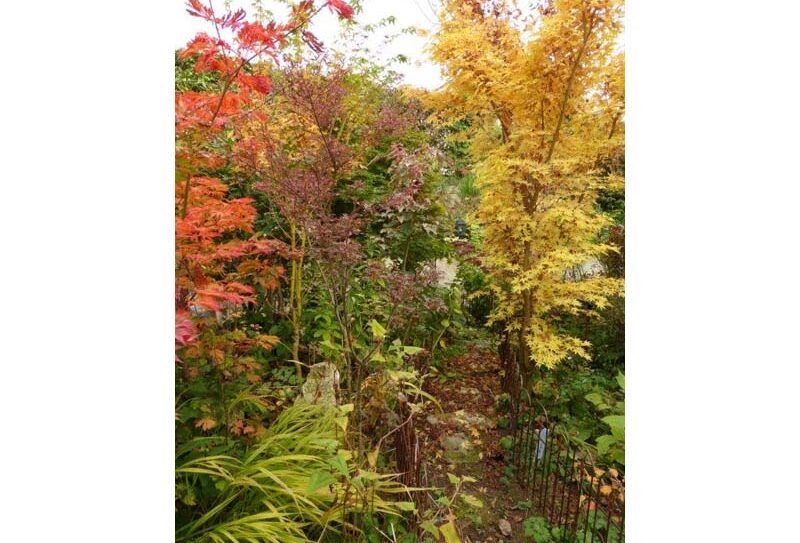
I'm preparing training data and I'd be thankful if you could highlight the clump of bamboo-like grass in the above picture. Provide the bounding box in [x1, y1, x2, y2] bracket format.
[176, 403, 414, 543]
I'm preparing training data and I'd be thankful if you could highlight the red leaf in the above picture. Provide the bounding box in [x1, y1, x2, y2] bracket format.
[175, 311, 198, 346]
[237, 21, 277, 49]
[180, 33, 214, 59]
[239, 74, 272, 95]
[250, 75, 272, 94]
[195, 284, 254, 310]
[186, 0, 214, 20]
[220, 8, 246, 29]
[226, 282, 255, 295]
[301, 30, 324, 54]
[328, 0, 354, 19]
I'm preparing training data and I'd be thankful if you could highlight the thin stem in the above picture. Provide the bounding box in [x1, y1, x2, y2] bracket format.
[544, 12, 596, 164]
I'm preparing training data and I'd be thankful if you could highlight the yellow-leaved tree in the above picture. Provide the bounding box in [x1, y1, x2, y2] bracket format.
[429, 0, 624, 376]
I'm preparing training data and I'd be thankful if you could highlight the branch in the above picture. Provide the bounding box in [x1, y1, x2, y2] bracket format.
[544, 11, 596, 164]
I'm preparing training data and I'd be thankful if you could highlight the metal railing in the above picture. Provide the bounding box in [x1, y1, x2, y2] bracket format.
[509, 393, 625, 542]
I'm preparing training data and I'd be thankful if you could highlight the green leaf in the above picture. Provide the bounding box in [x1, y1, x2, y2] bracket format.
[356, 470, 383, 481]
[308, 470, 335, 492]
[388, 369, 415, 381]
[320, 339, 339, 352]
[447, 472, 460, 485]
[420, 521, 440, 539]
[523, 516, 552, 541]
[596, 434, 617, 456]
[177, 483, 197, 506]
[602, 415, 625, 438]
[616, 372, 625, 389]
[584, 392, 604, 406]
[311, 438, 340, 449]
[435, 495, 451, 507]
[329, 453, 349, 478]
[460, 493, 484, 508]
[369, 319, 386, 340]
[371, 351, 386, 363]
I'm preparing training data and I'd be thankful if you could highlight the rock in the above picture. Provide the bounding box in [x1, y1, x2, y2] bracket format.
[458, 386, 482, 397]
[432, 258, 458, 286]
[440, 432, 480, 464]
[564, 257, 606, 281]
[296, 362, 339, 406]
[441, 433, 467, 449]
[498, 519, 512, 537]
[453, 410, 492, 430]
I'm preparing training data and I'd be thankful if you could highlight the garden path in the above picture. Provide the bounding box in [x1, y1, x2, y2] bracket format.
[418, 344, 533, 543]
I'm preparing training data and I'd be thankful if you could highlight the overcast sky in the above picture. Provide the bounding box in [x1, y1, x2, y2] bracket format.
[174, 0, 444, 89]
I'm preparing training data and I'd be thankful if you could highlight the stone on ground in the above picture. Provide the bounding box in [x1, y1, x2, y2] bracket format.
[440, 432, 481, 464]
[296, 362, 339, 406]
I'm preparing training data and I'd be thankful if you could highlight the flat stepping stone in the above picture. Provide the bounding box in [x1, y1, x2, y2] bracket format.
[439, 431, 481, 464]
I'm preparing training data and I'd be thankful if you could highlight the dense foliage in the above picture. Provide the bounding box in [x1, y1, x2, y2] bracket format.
[429, 0, 624, 374]
[175, 1, 624, 541]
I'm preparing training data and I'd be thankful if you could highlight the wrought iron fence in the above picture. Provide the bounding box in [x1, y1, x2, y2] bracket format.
[509, 393, 625, 542]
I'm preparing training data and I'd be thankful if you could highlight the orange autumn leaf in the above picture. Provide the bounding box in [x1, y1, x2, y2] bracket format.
[256, 334, 281, 350]
[210, 348, 225, 364]
[195, 417, 217, 431]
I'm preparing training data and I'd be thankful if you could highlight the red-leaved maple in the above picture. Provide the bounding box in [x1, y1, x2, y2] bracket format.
[175, 0, 354, 365]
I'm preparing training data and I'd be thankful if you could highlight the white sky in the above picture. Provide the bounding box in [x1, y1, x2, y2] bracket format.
[174, 0, 445, 89]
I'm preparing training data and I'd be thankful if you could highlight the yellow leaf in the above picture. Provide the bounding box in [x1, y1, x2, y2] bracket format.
[440, 519, 462, 543]
[367, 448, 379, 469]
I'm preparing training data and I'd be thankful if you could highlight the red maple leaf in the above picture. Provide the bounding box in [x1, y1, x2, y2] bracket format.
[328, 0, 354, 19]
[175, 311, 198, 347]
[301, 30, 324, 54]
[186, 0, 214, 20]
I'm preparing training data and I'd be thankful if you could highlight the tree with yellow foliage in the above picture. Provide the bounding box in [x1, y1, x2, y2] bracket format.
[429, 0, 624, 376]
